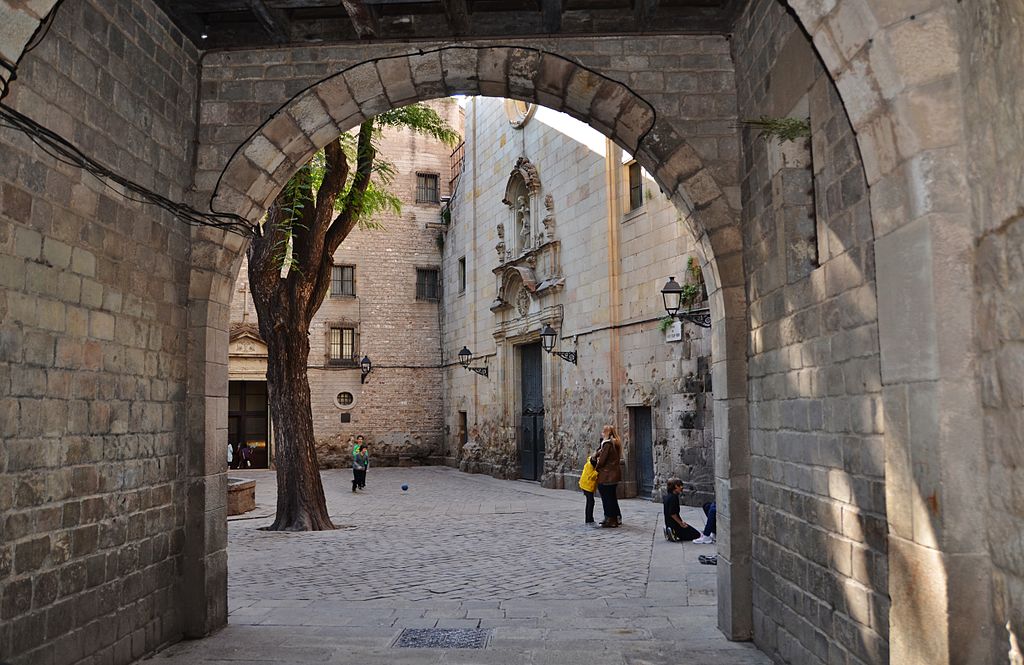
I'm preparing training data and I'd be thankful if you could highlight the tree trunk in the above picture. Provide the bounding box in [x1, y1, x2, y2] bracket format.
[259, 319, 336, 531]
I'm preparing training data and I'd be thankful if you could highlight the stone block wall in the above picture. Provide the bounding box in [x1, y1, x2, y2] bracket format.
[958, 1, 1024, 661]
[0, 2, 199, 664]
[733, 1, 887, 663]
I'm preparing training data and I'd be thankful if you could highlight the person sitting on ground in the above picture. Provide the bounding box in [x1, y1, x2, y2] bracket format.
[663, 477, 702, 542]
[693, 501, 716, 544]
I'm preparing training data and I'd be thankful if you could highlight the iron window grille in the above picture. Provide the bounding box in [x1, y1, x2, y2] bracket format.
[416, 173, 440, 204]
[416, 268, 441, 301]
[328, 326, 358, 366]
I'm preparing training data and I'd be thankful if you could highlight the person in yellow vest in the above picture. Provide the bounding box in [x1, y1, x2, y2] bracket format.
[578, 452, 599, 525]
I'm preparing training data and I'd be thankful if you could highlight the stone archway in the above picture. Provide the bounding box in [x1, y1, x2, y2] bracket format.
[779, 3, 992, 664]
[187, 44, 754, 641]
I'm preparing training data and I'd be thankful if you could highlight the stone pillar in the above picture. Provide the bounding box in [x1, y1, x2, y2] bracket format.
[181, 228, 242, 637]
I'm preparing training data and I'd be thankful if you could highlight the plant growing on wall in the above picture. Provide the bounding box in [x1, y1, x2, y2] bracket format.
[658, 315, 676, 333]
[680, 282, 702, 309]
[742, 115, 811, 143]
[247, 104, 459, 531]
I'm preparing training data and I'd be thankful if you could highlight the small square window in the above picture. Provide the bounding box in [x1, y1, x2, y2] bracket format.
[627, 161, 643, 212]
[458, 257, 466, 294]
[328, 326, 357, 365]
[416, 268, 440, 301]
[331, 265, 355, 296]
[416, 173, 440, 204]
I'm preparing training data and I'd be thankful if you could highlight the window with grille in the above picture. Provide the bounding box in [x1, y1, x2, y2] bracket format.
[328, 326, 357, 365]
[416, 173, 440, 204]
[416, 268, 440, 301]
[331, 265, 355, 296]
[627, 161, 643, 212]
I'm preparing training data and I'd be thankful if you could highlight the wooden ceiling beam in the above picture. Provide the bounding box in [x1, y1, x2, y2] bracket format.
[341, 0, 380, 38]
[542, 0, 562, 33]
[248, 0, 291, 42]
[634, 0, 658, 29]
[439, 0, 470, 35]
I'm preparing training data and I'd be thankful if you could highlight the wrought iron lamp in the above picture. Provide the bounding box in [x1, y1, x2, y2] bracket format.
[661, 276, 711, 328]
[458, 346, 489, 378]
[539, 324, 578, 365]
[359, 355, 372, 384]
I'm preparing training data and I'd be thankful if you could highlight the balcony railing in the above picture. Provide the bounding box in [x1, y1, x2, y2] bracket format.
[450, 141, 465, 190]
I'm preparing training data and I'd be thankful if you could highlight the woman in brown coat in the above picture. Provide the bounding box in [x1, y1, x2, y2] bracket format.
[591, 424, 622, 528]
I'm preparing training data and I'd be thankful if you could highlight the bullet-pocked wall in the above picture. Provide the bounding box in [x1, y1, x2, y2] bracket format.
[440, 97, 717, 504]
[0, 1, 200, 663]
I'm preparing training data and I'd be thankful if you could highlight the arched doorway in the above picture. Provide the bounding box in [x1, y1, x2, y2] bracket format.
[184, 44, 753, 642]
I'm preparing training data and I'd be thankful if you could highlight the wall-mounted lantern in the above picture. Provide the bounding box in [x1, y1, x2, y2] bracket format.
[540, 324, 578, 365]
[360, 355, 373, 384]
[661, 276, 711, 328]
[458, 346, 489, 378]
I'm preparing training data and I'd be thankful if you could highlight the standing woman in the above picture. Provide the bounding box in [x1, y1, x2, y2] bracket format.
[592, 424, 622, 528]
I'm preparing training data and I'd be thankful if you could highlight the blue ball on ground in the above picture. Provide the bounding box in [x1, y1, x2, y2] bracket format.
[401, 484, 409, 491]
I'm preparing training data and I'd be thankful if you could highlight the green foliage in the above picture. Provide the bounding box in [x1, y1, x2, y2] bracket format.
[658, 316, 676, 333]
[268, 102, 460, 252]
[680, 282, 702, 308]
[686, 256, 702, 284]
[375, 104, 462, 147]
[743, 116, 811, 143]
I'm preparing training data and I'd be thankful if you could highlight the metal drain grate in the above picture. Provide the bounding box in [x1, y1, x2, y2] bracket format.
[393, 628, 491, 649]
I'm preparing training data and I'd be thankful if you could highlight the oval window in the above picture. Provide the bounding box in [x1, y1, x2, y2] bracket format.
[335, 391, 354, 409]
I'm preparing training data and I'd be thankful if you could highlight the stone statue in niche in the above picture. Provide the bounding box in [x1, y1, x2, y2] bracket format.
[517, 195, 531, 251]
[541, 193, 555, 243]
[496, 222, 506, 262]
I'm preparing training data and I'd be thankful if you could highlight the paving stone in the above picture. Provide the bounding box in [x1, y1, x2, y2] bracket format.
[144, 468, 768, 665]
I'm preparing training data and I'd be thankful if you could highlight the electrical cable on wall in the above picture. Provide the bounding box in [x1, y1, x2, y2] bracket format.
[0, 0, 252, 236]
[0, 104, 253, 235]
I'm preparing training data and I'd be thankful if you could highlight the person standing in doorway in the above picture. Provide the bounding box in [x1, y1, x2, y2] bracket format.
[238, 442, 253, 469]
[592, 424, 622, 528]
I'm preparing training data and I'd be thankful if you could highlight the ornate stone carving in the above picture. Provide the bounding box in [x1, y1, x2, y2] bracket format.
[496, 222, 506, 260]
[542, 193, 555, 243]
[516, 287, 530, 318]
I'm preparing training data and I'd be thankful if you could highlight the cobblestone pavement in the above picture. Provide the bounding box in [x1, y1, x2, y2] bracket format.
[146, 467, 770, 665]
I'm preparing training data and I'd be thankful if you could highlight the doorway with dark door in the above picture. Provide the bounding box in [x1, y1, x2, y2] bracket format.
[631, 406, 654, 499]
[518, 343, 545, 481]
[229, 381, 270, 469]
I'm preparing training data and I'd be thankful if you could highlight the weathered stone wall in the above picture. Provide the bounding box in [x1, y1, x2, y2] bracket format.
[440, 97, 715, 502]
[228, 99, 462, 469]
[957, 1, 1024, 661]
[0, 2, 198, 664]
[733, 1, 887, 663]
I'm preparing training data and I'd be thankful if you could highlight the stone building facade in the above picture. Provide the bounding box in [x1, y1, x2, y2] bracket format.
[2, 0, 1022, 664]
[227, 99, 462, 469]
[441, 98, 715, 503]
